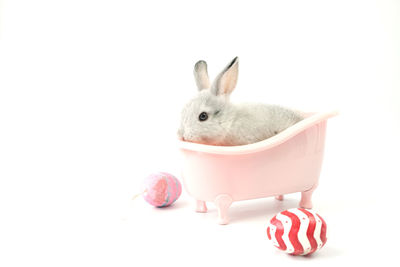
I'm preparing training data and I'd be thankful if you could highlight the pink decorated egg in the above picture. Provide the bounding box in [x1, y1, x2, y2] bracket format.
[266, 208, 327, 256]
[142, 172, 182, 207]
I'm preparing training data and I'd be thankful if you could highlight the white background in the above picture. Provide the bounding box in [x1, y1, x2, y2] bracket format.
[1, 0, 399, 266]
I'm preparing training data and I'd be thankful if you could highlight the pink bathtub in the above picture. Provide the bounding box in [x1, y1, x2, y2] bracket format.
[178, 111, 338, 224]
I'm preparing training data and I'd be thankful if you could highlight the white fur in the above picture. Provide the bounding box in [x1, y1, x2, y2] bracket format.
[178, 57, 303, 146]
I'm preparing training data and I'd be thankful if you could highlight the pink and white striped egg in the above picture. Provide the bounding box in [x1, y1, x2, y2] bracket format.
[142, 172, 182, 207]
[266, 208, 327, 256]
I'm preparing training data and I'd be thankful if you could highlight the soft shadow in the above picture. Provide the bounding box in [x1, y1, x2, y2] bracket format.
[153, 199, 190, 211]
[303, 245, 345, 259]
[227, 197, 299, 223]
[275, 245, 345, 261]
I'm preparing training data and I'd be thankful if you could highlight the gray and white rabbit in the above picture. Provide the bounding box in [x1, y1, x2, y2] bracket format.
[178, 57, 303, 146]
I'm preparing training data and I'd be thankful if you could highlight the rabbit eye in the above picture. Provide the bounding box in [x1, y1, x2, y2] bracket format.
[199, 112, 208, 121]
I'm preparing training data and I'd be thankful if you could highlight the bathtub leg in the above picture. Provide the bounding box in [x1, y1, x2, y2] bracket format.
[214, 194, 233, 225]
[300, 184, 318, 209]
[195, 200, 207, 213]
[275, 195, 284, 201]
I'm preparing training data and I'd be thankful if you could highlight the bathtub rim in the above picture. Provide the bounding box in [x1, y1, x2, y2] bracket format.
[178, 110, 338, 155]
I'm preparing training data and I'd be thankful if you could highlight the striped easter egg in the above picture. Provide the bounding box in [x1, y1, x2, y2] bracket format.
[266, 208, 327, 256]
[142, 172, 182, 207]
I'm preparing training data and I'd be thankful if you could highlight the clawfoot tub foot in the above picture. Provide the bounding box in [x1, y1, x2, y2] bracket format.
[299, 183, 318, 209]
[196, 200, 207, 213]
[275, 195, 284, 201]
[214, 194, 233, 225]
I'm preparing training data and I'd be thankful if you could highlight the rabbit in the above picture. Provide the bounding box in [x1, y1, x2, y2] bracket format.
[178, 57, 303, 146]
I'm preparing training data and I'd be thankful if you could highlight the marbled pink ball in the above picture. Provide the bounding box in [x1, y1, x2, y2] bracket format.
[142, 172, 182, 207]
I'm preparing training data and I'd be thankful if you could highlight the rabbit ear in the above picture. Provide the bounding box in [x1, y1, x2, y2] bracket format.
[211, 57, 239, 96]
[194, 60, 210, 90]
